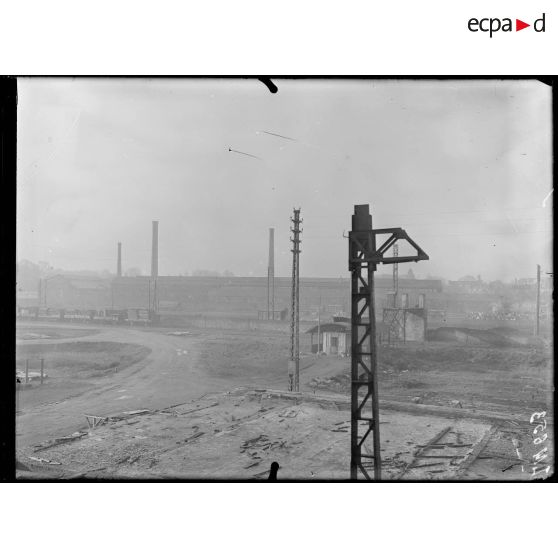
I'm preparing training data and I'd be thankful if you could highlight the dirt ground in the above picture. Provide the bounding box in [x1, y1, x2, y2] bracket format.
[16, 325, 100, 341]
[307, 341, 553, 415]
[16, 389, 496, 480]
[15, 322, 298, 449]
[15, 321, 554, 480]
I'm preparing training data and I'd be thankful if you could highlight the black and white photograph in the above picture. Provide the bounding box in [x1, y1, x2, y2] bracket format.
[11, 77, 553, 481]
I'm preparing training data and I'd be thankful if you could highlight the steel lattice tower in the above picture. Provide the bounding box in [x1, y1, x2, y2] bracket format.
[349, 204, 428, 480]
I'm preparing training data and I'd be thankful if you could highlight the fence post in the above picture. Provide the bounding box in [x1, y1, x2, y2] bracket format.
[25, 359, 29, 384]
[40, 359, 44, 384]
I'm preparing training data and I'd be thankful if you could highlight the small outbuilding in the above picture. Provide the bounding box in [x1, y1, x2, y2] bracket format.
[306, 321, 351, 356]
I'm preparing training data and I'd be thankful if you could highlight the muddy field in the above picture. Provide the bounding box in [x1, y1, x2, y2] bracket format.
[17, 341, 151, 377]
[15, 321, 554, 479]
[16, 325, 100, 341]
[308, 342, 553, 415]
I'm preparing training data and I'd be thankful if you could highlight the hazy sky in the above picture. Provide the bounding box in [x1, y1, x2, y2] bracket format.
[16, 78, 552, 281]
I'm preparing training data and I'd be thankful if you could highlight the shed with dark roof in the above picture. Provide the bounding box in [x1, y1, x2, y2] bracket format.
[306, 321, 351, 356]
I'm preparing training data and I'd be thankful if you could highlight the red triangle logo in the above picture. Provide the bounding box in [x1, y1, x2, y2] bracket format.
[516, 19, 530, 31]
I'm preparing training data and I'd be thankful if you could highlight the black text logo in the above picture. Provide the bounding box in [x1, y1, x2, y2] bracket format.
[468, 13, 546, 37]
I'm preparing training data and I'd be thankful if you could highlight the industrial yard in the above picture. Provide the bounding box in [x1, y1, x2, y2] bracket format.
[16, 318, 553, 480]
[15, 215, 553, 481]
[5, 19, 557, 558]
[14, 79, 554, 481]
[15, 211, 553, 481]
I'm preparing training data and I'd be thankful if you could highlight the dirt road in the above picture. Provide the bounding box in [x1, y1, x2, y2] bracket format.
[16, 323, 288, 448]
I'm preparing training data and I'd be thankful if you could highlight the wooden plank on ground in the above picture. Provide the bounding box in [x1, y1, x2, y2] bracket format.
[449, 425, 497, 479]
[395, 426, 452, 479]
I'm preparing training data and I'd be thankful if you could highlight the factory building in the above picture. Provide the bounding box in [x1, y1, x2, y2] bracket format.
[37, 275, 112, 310]
[32, 274, 443, 318]
[110, 275, 443, 318]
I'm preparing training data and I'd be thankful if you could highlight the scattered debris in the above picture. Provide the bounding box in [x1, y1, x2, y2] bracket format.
[412, 427, 452, 457]
[420, 454, 465, 459]
[18, 374, 541, 479]
[85, 415, 108, 429]
[278, 409, 299, 418]
[240, 434, 286, 459]
[179, 402, 219, 415]
[450, 425, 498, 479]
[396, 427, 454, 479]
[478, 452, 528, 463]
[331, 425, 349, 433]
[27, 456, 61, 465]
[34, 431, 88, 452]
[308, 374, 350, 393]
[409, 462, 442, 469]
[183, 432, 205, 443]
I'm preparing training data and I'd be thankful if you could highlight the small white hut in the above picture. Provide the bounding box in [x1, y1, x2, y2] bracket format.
[306, 321, 351, 356]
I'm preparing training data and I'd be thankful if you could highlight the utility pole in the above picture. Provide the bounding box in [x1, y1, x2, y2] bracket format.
[117, 242, 122, 277]
[317, 295, 321, 355]
[151, 221, 159, 315]
[267, 228, 275, 320]
[348, 204, 428, 480]
[289, 209, 302, 391]
[535, 264, 541, 336]
[393, 243, 399, 306]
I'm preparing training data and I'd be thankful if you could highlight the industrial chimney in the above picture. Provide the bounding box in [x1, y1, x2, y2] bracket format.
[117, 242, 122, 277]
[151, 221, 159, 279]
[267, 228, 275, 319]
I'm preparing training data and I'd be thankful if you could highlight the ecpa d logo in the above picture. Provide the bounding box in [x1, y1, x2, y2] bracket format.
[468, 13, 546, 37]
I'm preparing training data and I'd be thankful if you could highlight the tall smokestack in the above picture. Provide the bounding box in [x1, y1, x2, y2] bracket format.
[117, 242, 122, 277]
[151, 221, 159, 279]
[267, 228, 275, 319]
